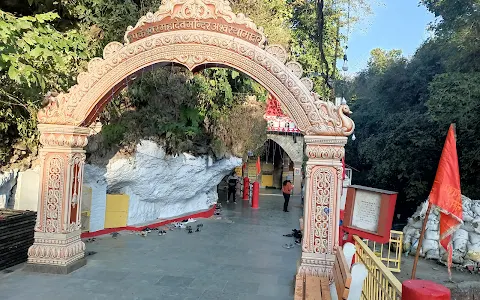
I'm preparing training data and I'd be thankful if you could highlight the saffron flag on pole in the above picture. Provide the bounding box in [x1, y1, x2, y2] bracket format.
[429, 124, 463, 279]
[256, 156, 261, 176]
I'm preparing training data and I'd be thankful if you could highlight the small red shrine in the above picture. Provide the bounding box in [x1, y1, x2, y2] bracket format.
[264, 94, 301, 133]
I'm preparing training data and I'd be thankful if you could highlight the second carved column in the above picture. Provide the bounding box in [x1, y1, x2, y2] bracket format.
[298, 135, 347, 278]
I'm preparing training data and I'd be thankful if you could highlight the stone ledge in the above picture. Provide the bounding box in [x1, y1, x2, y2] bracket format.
[23, 258, 86, 275]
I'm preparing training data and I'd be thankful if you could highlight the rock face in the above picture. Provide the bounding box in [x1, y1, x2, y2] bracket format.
[0, 140, 241, 231]
[83, 164, 107, 232]
[403, 195, 480, 266]
[85, 140, 241, 226]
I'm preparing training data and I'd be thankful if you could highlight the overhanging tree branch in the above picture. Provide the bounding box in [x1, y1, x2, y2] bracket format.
[316, 0, 332, 89]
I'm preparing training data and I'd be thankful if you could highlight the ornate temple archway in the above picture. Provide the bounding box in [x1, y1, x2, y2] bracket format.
[28, 0, 354, 277]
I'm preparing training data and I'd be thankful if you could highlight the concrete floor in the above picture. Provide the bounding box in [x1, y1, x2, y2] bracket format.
[0, 191, 302, 300]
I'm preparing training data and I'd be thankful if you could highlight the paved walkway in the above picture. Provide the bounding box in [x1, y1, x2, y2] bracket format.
[0, 191, 302, 300]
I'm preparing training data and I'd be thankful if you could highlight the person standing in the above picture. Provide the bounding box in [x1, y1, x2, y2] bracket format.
[282, 180, 294, 212]
[227, 171, 239, 203]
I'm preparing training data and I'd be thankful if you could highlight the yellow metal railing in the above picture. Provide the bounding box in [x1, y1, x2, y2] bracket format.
[364, 230, 403, 273]
[354, 235, 402, 300]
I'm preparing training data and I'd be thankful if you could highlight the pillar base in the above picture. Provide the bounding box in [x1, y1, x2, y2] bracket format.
[27, 230, 86, 273]
[24, 257, 86, 274]
[297, 252, 336, 279]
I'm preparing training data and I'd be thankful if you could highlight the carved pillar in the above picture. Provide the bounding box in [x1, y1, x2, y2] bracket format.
[298, 135, 347, 279]
[25, 124, 89, 274]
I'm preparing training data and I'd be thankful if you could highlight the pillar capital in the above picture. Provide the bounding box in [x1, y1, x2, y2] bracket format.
[38, 124, 90, 149]
[304, 135, 347, 160]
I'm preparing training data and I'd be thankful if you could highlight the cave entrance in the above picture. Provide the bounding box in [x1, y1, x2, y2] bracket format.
[29, 0, 354, 278]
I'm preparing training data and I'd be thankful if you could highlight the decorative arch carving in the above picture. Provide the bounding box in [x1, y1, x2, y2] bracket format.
[37, 0, 354, 137]
[28, 0, 355, 276]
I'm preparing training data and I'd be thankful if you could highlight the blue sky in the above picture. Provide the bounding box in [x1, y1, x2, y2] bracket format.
[342, 0, 435, 74]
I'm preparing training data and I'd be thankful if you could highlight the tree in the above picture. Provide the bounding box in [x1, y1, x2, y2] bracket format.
[344, 0, 480, 218]
[421, 0, 480, 72]
[0, 10, 93, 168]
[367, 49, 404, 73]
[0, 0, 357, 168]
[427, 72, 480, 197]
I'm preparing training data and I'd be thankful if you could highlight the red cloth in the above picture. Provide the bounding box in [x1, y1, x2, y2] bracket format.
[429, 124, 462, 278]
[402, 280, 450, 300]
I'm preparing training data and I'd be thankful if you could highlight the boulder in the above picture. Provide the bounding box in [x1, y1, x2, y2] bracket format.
[86, 140, 242, 226]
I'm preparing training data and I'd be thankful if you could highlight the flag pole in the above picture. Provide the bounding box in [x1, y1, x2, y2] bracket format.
[411, 202, 432, 279]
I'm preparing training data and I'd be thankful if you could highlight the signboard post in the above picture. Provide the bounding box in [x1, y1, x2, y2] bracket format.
[342, 185, 397, 244]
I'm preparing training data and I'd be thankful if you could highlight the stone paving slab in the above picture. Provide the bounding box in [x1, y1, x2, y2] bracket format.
[0, 192, 302, 300]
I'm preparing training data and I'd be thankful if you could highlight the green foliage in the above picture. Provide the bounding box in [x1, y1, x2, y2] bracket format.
[231, 0, 293, 47]
[101, 123, 127, 148]
[345, 0, 480, 218]
[97, 67, 267, 157]
[61, 0, 141, 49]
[289, 0, 340, 95]
[0, 9, 93, 168]
[0, 11, 90, 89]
[420, 0, 480, 72]
[0, 0, 359, 166]
[427, 72, 480, 197]
[290, 0, 371, 96]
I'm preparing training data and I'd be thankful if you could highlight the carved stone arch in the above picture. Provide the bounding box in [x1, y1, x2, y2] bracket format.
[266, 134, 304, 164]
[37, 0, 354, 136]
[28, 0, 354, 278]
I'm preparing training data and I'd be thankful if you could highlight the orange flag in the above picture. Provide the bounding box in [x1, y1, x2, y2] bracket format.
[429, 124, 462, 278]
[256, 156, 261, 176]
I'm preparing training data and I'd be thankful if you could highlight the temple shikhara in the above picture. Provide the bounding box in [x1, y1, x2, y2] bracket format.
[264, 94, 301, 133]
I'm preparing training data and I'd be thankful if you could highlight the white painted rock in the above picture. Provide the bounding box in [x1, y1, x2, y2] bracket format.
[425, 248, 440, 260]
[472, 201, 480, 216]
[426, 218, 439, 231]
[407, 218, 423, 229]
[454, 238, 468, 253]
[463, 195, 472, 210]
[83, 164, 108, 232]
[403, 195, 480, 264]
[422, 239, 439, 253]
[453, 228, 469, 241]
[0, 170, 18, 209]
[465, 250, 480, 262]
[466, 242, 480, 262]
[470, 232, 480, 245]
[425, 230, 439, 240]
[462, 222, 475, 232]
[85, 140, 242, 226]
